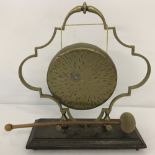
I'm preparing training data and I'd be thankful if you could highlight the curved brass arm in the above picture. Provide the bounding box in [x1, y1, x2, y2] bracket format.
[97, 27, 151, 119]
[108, 27, 151, 112]
[62, 2, 108, 30]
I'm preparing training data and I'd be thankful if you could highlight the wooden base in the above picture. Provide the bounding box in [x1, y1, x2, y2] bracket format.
[26, 119, 146, 150]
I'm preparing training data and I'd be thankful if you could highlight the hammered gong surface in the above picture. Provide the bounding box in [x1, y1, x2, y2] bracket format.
[47, 43, 117, 110]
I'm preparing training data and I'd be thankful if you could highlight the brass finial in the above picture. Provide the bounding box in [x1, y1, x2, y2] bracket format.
[82, 2, 87, 14]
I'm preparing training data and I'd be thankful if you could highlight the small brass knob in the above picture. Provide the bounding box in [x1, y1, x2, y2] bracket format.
[5, 124, 13, 131]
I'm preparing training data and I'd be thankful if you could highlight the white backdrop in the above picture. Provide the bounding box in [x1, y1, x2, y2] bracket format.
[0, 0, 154, 108]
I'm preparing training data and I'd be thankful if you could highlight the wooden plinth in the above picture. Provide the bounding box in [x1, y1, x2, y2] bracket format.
[26, 119, 146, 150]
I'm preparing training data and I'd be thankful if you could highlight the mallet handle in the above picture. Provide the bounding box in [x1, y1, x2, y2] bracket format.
[5, 119, 120, 131]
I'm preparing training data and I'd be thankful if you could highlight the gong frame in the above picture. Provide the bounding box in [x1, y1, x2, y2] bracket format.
[18, 2, 151, 120]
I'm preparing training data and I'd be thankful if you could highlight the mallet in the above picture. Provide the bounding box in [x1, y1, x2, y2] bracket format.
[5, 112, 136, 134]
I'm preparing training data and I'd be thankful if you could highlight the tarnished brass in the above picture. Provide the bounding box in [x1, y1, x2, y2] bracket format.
[47, 43, 117, 110]
[120, 112, 136, 134]
[17, 2, 151, 119]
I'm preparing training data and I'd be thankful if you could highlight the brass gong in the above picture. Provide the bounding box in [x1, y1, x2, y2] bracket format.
[47, 43, 117, 110]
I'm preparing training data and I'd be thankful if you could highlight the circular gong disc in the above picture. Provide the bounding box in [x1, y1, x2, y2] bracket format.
[47, 43, 117, 110]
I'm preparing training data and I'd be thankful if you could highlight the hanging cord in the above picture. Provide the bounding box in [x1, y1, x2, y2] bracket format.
[60, 23, 109, 52]
[105, 28, 109, 53]
[61, 27, 63, 49]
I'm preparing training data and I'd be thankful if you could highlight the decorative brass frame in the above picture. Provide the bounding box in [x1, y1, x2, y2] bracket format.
[18, 2, 151, 120]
